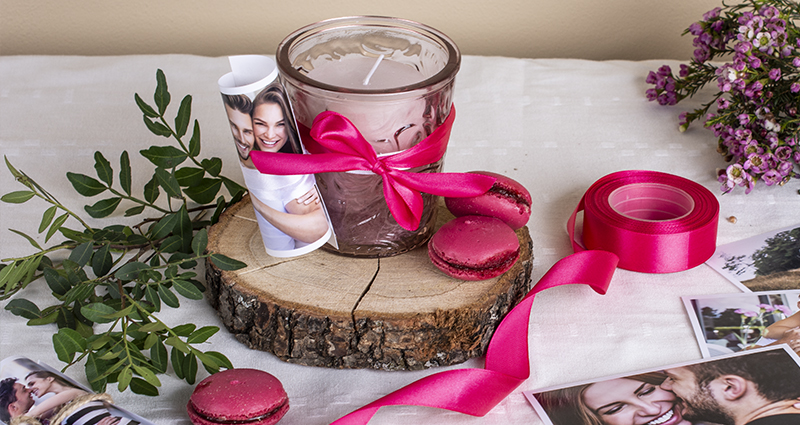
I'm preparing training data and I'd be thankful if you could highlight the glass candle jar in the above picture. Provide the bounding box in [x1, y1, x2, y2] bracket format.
[276, 16, 460, 257]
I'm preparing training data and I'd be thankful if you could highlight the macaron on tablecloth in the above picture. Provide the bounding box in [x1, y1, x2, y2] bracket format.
[1, 55, 799, 425]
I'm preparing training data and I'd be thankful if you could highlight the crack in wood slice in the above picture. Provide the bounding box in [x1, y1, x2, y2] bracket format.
[206, 195, 533, 370]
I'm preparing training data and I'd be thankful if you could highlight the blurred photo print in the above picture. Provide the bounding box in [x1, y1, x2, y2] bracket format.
[682, 289, 800, 358]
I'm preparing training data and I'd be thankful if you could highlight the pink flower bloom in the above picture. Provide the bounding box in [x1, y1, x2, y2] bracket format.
[775, 305, 793, 316]
[762, 169, 782, 185]
[768, 68, 781, 80]
[757, 304, 774, 312]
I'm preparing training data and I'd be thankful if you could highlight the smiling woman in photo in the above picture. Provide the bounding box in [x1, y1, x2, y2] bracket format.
[536, 372, 702, 425]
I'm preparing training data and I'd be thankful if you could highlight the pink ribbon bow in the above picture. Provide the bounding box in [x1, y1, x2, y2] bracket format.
[250, 107, 497, 231]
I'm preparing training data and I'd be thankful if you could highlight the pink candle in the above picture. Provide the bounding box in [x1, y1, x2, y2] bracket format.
[277, 17, 460, 257]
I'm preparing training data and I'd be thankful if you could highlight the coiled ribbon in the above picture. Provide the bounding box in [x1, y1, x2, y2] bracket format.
[249, 107, 496, 231]
[568, 170, 719, 273]
[329, 170, 719, 424]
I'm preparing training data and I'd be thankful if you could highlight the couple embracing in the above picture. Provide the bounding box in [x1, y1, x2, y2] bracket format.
[536, 349, 800, 425]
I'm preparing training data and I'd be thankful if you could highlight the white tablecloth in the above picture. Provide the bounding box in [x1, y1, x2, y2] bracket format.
[1, 55, 798, 425]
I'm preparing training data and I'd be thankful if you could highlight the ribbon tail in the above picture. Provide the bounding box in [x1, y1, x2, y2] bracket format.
[381, 174, 424, 231]
[329, 251, 616, 425]
[390, 171, 496, 198]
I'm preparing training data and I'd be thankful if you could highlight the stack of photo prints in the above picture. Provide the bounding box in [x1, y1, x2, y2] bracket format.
[526, 223, 800, 425]
[0, 356, 155, 425]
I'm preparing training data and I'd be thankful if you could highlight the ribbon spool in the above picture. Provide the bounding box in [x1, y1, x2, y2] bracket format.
[569, 170, 719, 273]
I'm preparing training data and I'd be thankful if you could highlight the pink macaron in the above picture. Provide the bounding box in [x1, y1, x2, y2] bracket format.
[428, 215, 520, 280]
[445, 171, 531, 229]
[187, 368, 289, 425]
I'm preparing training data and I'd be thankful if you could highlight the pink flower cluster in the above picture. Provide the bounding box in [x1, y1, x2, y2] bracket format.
[646, 1, 800, 194]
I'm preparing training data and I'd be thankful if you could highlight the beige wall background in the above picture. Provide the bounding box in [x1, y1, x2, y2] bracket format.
[1, 0, 722, 60]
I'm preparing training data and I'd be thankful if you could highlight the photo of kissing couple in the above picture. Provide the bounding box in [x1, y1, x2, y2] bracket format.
[526, 346, 800, 425]
[0, 356, 154, 425]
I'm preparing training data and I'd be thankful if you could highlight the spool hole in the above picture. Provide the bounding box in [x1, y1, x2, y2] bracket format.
[608, 183, 694, 221]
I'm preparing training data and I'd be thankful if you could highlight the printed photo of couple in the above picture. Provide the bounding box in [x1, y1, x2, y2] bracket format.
[0, 356, 153, 425]
[221, 80, 333, 258]
[525, 346, 800, 425]
[682, 290, 800, 358]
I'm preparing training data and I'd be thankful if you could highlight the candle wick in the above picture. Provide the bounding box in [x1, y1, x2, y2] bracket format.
[362, 54, 385, 86]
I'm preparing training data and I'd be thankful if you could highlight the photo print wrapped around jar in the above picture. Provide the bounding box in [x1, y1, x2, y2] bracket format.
[218, 55, 334, 258]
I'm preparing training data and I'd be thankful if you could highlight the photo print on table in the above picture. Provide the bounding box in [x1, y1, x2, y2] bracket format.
[682, 289, 800, 358]
[705, 223, 800, 292]
[524, 346, 800, 425]
[0, 356, 155, 425]
[218, 55, 335, 258]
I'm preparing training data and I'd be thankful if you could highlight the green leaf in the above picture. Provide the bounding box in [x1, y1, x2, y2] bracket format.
[195, 350, 220, 374]
[4, 156, 23, 179]
[187, 326, 218, 344]
[69, 241, 94, 267]
[157, 284, 180, 308]
[209, 253, 247, 271]
[85, 197, 122, 218]
[138, 321, 167, 333]
[133, 364, 162, 388]
[143, 116, 172, 138]
[188, 120, 201, 158]
[200, 157, 223, 177]
[171, 347, 186, 379]
[159, 235, 183, 253]
[124, 205, 146, 217]
[1, 190, 35, 204]
[93, 151, 113, 186]
[85, 352, 109, 392]
[174, 167, 205, 187]
[118, 366, 133, 392]
[140, 146, 187, 169]
[183, 178, 222, 205]
[144, 285, 161, 312]
[46, 213, 70, 243]
[80, 302, 118, 324]
[143, 175, 160, 204]
[129, 377, 159, 396]
[92, 244, 113, 277]
[150, 213, 177, 240]
[67, 172, 107, 197]
[171, 323, 196, 337]
[192, 228, 208, 257]
[5, 298, 41, 319]
[134, 93, 159, 118]
[119, 151, 132, 195]
[151, 340, 169, 373]
[182, 352, 198, 385]
[53, 328, 86, 363]
[174, 205, 192, 253]
[204, 351, 233, 370]
[9, 229, 42, 250]
[27, 310, 59, 326]
[115, 261, 149, 281]
[175, 95, 192, 139]
[44, 267, 71, 296]
[155, 69, 170, 115]
[39, 205, 58, 233]
[155, 167, 182, 199]
[173, 279, 203, 300]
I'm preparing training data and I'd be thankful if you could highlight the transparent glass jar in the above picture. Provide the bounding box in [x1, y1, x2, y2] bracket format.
[277, 16, 460, 257]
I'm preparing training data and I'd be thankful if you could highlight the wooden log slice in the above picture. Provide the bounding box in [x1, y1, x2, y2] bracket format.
[205, 194, 533, 370]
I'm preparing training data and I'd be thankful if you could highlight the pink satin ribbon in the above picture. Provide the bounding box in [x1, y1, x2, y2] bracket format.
[249, 107, 496, 231]
[329, 170, 719, 424]
[568, 170, 719, 273]
[330, 250, 619, 425]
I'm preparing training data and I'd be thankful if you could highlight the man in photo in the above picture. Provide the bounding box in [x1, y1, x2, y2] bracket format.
[661, 349, 800, 425]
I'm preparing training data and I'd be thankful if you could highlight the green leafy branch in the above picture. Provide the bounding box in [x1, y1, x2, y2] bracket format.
[1, 70, 247, 396]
